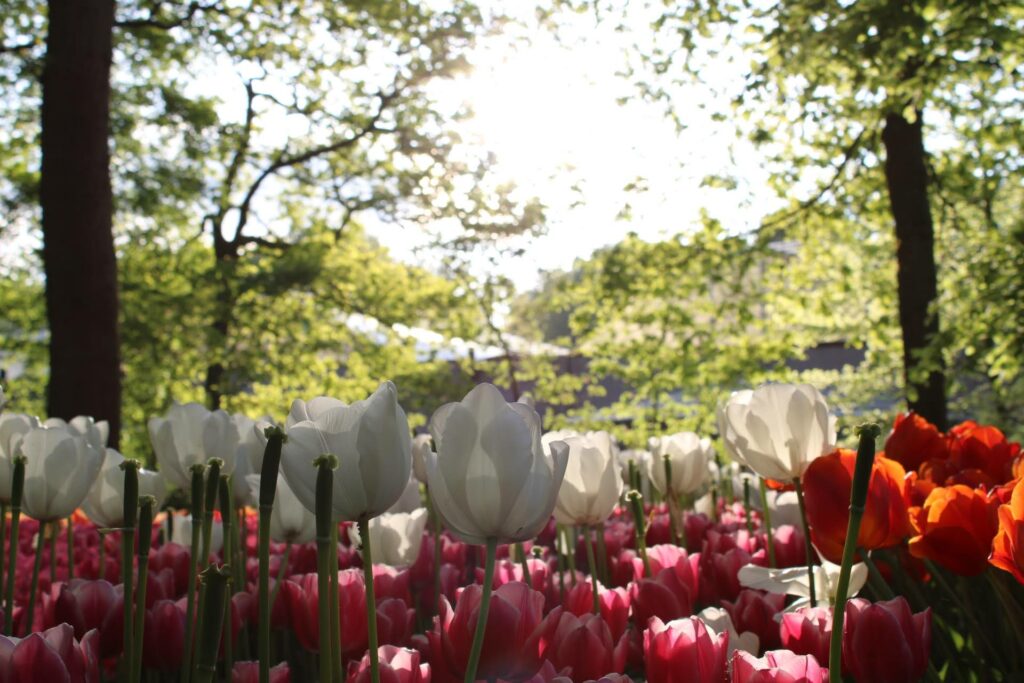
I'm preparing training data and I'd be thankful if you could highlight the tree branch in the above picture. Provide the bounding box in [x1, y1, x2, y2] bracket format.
[0, 39, 35, 54]
[115, 1, 223, 30]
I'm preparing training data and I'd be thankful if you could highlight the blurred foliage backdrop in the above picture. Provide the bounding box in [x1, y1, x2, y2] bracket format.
[1, 0, 1022, 460]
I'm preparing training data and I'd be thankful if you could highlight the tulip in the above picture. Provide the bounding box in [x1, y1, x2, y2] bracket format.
[279, 571, 370, 658]
[907, 484, 999, 576]
[20, 426, 104, 522]
[643, 615, 729, 683]
[553, 431, 621, 526]
[411, 434, 432, 485]
[801, 449, 911, 563]
[388, 476, 424, 515]
[720, 384, 835, 482]
[629, 548, 701, 626]
[617, 448, 652, 498]
[350, 508, 429, 567]
[647, 432, 712, 497]
[991, 475, 1024, 583]
[233, 661, 291, 683]
[737, 560, 868, 612]
[842, 597, 931, 683]
[0, 622, 100, 682]
[346, 646, 429, 683]
[723, 589, 785, 651]
[563, 582, 631, 641]
[730, 649, 828, 683]
[230, 414, 271, 507]
[779, 606, 832, 665]
[170, 514, 224, 556]
[245, 473, 315, 545]
[43, 415, 109, 451]
[696, 606, 760, 656]
[427, 383, 569, 545]
[148, 402, 239, 490]
[143, 599, 187, 671]
[430, 581, 545, 681]
[52, 578, 124, 658]
[526, 608, 628, 681]
[281, 382, 412, 522]
[81, 448, 165, 528]
[0, 413, 39, 502]
[883, 412, 948, 473]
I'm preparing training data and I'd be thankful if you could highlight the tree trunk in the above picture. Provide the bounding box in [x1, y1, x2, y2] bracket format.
[39, 0, 120, 446]
[881, 111, 947, 429]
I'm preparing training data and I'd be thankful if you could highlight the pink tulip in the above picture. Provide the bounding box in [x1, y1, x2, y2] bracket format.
[779, 607, 832, 664]
[644, 616, 729, 683]
[346, 646, 430, 683]
[731, 649, 828, 682]
[843, 597, 931, 683]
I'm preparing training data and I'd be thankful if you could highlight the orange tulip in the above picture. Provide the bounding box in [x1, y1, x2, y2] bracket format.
[990, 477, 1024, 584]
[908, 484, 999, 576]
[802, 448, 911, 562]
[884, 412, 949, 473]
[948, 421, 1020, 487]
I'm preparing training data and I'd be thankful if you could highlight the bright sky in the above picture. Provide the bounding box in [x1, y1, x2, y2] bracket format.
[366, 5, 784, 291]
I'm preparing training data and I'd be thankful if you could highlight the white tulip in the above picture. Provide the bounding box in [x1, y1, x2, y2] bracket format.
[721, 384, 836, 482]
[171, 514, 223, 554]
[43, 415, 109, 452]
[737, 558, 867, 612]
[542, 429, 579, 453]
[553, 431, 621, 526]
[280, 381, 412, 522]
[387, 475, 423, 515]
[286, 396, 346, 428]
[0, 413, 40, 502]
[618, 448, 652, 499]
[767, 490, 803, 529]
[349, 508, 428, 567]
[411, 434, 432, 485]
[21, 426, 104, 522]
[426, 383, 569, 545]
[81, 449, 166, 528]
[727, 462, 762, 509]
[245, 474, 315, 544]
[698, 606, 760, 655]
[230, 415, 274, 507]
[148, 403, 240, 490]
[646, 432, 713, 496]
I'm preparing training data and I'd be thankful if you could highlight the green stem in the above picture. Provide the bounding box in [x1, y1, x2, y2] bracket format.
[0, 501, 6, 594]
[131, 497, 155, 683]
[258, 426, 285, 683]
[3, 457, 23, 636]
[201, 460, 222, 567]
[827, 424, 878, 680]
[23, 521, 46, 636]
[594, 524, 609, 585]
[758, 478, 776, 568]
[792, 478, 817, 608]
[329, 523, 341, 683]
[359, 517, 380, 683]
[742, 478, 754, 536]
[217, 475, 235, 678]
[563, 526, 577, 585]
[182, 464, 206, 683]
[463, 538, 498, 683]
[555, 526, 566, 603]
[662, 456, 680, 545]
[49, 528, 57, 583]
[193, 565, 231, 683]
[862, 552, 895, 600]
[66, 515, 74, 581]
[584, 527, 600, 615]
[122, 460, 140, 680]
[268, 543, 292, 612]
[515, 543, 531, 589]
[432, 500, 442, 617]
[314, 455, 337, 683]
[627, 491, 652, 578]
[925, 558, 1007, 670]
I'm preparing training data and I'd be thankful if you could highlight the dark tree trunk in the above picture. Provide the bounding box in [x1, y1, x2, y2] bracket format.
[39, 0, 120, 446]
[881, 111, 948, 429]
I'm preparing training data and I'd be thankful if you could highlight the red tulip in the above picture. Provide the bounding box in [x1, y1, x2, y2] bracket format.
[377, 597, 415, 648]
[949, 421, 1020, 487]
[430, 581, 544, 681]
[908, 484, 999, 576]
[280, 571, 369, 657]
[232, 661, 291, 683]
[0, 623, 100, 683]
[347, 646, 430, 683]
[990, 476, 1024, 584]
[527, 607, 628, 681]
[769, 525, 806, 569]
[563, 582, 631, 640]
[802, 449, 911, 563]
[643, 616, 728, 683]
[730, 649, 828, 683]
[699, 532, 764, 603]
[52, 579, 124, 658]
[723, 589, 785, 651]
[884, 412, 948, 473]
[143, 599, 187, 671]
[842, 597, 930, 683]
[779, 606, 832, 665]
[149, 542, 192, 597]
